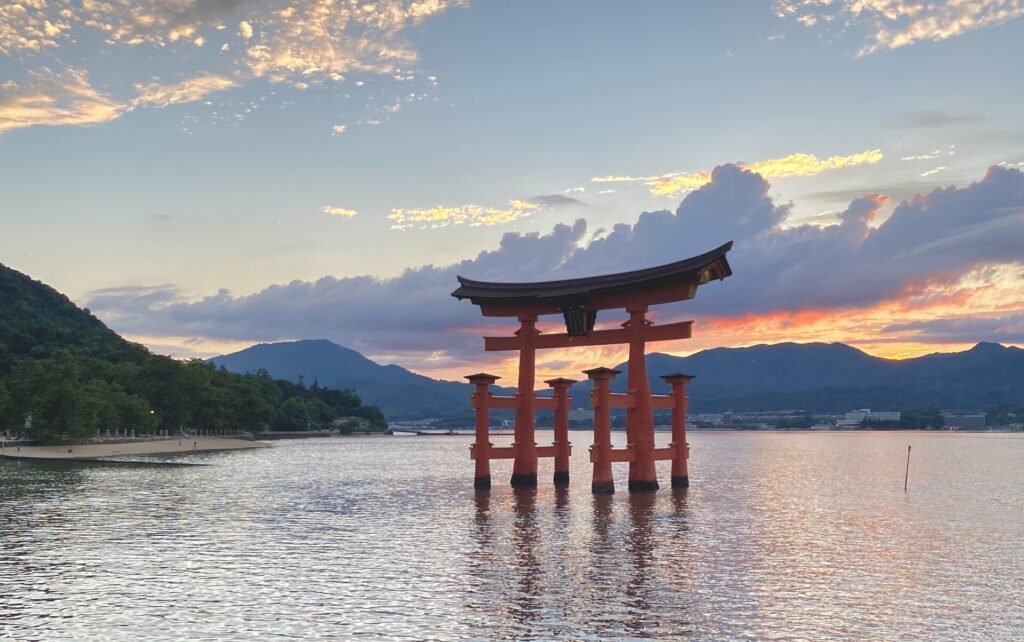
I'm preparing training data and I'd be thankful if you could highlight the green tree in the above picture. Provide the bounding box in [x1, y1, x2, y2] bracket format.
[8, 355, 86, 443]
[0, 378, 10, 431]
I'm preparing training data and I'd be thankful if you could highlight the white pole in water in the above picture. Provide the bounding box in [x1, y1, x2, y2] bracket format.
[904, 445, 911, 492]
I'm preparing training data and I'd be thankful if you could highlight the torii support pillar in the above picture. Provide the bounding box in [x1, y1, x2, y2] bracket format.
[661, 373, 695, 489]
[511, 314, 540, 488]
[626, 305, 659, 492]
[467, 373, 500, 490]
[586, 367, 619, 495]
[545, 377, 576, 485]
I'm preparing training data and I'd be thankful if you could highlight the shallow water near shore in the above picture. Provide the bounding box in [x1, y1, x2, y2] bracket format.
[2, 431, 1022, 640]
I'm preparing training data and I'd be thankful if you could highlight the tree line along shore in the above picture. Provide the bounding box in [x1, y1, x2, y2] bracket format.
[0, 262, 387, 446]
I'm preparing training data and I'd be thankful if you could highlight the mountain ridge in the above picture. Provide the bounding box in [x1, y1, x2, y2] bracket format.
[211, 338, 1024, 418]
[210, 339, 516, 420]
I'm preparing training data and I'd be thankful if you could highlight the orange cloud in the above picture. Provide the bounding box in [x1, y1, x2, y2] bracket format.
[592, 149, 884, 197]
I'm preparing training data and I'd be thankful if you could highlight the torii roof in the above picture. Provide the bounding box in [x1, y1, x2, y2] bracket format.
[452, 241, 732, 315]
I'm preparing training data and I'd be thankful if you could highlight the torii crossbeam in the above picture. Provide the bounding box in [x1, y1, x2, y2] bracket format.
[452, 241, 733, 493]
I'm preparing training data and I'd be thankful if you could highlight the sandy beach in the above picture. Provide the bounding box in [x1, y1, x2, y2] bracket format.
[0, 437, 271, 461]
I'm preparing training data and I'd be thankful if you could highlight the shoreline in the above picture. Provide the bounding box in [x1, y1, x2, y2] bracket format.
[0, 436, 271, 461]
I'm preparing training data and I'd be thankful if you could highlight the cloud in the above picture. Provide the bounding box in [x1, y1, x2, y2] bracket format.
[776, 0, 1024, 55]
[882, 312, 1024, 344]
[888, 110, 988, 129]
[322, 206, 358, 218]
[901, 151, 941, 161]
[87, 220, 592, 371]
[388, 199, 541, 230]
[920, 166, 949, 178]
[592, 149, 884, 197]
[525, 194, 585, 208]
[0, 67, 123, 134]
[331, 124, 347, 135]
[0, 0, 463, 132]
[0, 1, 69, 55]
[86, 164, 1024, 375]
[388, 194, 582, 230]
[132, 73, 238, 108]
[0, 67, 239, 135]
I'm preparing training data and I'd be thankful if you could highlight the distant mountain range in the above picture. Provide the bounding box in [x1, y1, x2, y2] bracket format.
[212, 339, 1024, 419]
[576, 341, 1024, 413]
[210, 339, 515, 420]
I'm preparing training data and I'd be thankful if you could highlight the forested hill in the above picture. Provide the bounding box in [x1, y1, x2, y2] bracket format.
[0, 263, 149, 371]
[0, 263, 386, 443]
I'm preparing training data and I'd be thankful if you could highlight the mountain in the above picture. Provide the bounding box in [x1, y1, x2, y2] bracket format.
[0, 263, 149, 372]
[210, 340, 513, 420]
[569, 341, 1024, 413]
[212, 339, 1024, 420]
[0, 263, 386, 442]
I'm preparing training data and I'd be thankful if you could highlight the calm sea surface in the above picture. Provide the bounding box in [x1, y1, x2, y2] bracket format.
[1, 431, 1022, 641]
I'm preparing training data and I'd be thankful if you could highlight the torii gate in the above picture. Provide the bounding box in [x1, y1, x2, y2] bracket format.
[452, 241, 733, 493]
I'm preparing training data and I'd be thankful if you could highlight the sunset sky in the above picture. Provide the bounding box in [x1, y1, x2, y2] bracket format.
[2, 0, 1023, 381]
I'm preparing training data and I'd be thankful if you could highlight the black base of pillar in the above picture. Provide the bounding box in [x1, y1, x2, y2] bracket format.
[671, 475, 689, 489]
[628, 479, 660, 492]
[592, 480, 615, 494]
[474, 475, 491, 490]
[510, 472, 538, 488]
[553, 470, 570, 484]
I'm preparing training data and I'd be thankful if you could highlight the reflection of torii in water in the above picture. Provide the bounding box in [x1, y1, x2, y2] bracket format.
[452, 241, 733, 494]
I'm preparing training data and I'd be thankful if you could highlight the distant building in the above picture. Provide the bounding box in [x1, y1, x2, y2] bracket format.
[836, 408, 901, 428]
[942, 413, 986, 429]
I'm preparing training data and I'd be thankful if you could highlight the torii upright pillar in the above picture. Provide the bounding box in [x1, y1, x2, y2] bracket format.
[510, 314, 540, 488]
[546, 377, 576, 485]
[662, 373, 695, 489]
[625, 304, 659, 492]
[467, 372, 501, 490]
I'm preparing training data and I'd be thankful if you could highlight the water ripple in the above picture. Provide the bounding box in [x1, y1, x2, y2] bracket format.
[1, 432, 1022, 640]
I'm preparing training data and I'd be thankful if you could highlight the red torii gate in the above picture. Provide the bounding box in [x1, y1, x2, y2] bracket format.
[452, 241, 733, 493]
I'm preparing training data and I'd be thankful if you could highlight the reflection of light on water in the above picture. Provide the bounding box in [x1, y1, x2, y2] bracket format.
[1, 432, 1023, 639]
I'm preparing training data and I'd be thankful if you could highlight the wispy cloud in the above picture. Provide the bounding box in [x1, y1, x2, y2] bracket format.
[592, 149, 884, 197]
[0, 67, 123, 134]
[920, 166, 949, 178]
[323, 206, 358, 218]
[0, 0, 464, 133]
[0, 67, 239, 135]
[888, 110, 987, 129]
[388, 193, 584, 230]
[389, 199, 541, 230]
[776, 0, 1024, 55]
[132, 73, 237, 109]
[901, 151, 941, 161]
